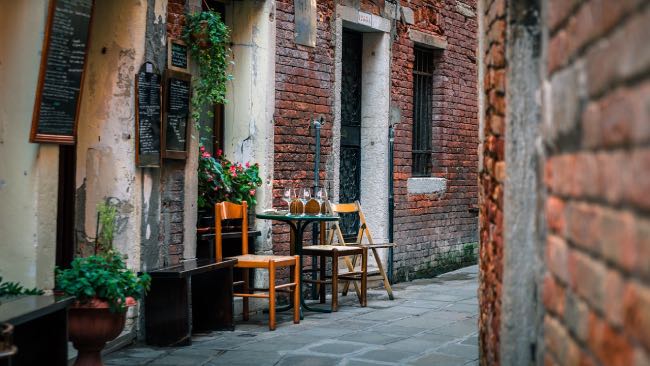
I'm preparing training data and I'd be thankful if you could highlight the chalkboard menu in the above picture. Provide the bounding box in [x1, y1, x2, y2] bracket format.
[30, 0, 95, 144]
[162, 70, 191, 159]
[135, 62, 161, 167]
[168, 39, 189, 72]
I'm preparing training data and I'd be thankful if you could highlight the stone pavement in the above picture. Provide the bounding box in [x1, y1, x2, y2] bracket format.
[105, 265, 479, 366]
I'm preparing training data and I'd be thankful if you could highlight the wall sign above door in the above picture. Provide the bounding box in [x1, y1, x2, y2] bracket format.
[30, 0, 95, 144]
[294, 0, 316, 47]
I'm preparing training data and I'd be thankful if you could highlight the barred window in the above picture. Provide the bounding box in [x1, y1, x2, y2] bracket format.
[412, 47, 434, 177]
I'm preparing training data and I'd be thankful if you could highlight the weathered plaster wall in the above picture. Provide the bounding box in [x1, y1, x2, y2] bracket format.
[0, 0, 59, 289]
[224, 0, 276, 257]
[75, 0, 147, 272]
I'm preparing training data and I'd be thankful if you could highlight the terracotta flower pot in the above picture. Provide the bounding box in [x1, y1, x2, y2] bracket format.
[68, 298, 135, 366]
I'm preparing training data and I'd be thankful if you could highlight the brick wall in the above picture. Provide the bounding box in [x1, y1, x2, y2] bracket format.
[392, 0, 479, 281]
[272, 0, 335, 263]
[477, 0, 505, 364]
[543, 0, 650, 364]
[272, 0, 478, 281]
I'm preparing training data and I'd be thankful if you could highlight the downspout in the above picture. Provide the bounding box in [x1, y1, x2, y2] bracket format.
[387, 124, 395, 283]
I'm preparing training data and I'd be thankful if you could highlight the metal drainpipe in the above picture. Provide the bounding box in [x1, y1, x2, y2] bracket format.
[311, 115, 324, 299]
[387, 125, 395, 283]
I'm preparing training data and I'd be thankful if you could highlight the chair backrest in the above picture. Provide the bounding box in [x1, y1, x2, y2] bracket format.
[327, 201, 375, 246]
[214, 201, 248, 261]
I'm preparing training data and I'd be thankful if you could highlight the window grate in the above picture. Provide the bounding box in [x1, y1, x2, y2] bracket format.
[412, 47, 434, 177]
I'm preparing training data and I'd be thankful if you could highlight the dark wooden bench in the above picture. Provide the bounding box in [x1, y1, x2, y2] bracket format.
[0, 295, 74, 366]
[144, 258, 237, 347]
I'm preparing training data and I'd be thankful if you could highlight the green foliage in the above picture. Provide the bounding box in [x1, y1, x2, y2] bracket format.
[56, 252, 151, 313]
[182, 10, 233, 137]
[0, 277, 44, 297]
[197, 147, 262, 209]
[96, 200, 118, 253]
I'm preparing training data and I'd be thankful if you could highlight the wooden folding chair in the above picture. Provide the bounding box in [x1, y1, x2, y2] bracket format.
[327, 201, 395, 300]
[215, 201, 300, 330]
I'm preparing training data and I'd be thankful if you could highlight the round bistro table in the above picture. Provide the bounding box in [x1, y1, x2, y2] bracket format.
[256, 210, 339, 314]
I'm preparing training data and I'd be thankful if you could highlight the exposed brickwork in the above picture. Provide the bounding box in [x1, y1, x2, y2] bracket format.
[272, 0, 478, 282]
[478, 0, 505, 364]
[479, 0, 650, 364]
[544, 1, 650, 364]
[167, 0, 186, 39]
[391, 0, 479, 281]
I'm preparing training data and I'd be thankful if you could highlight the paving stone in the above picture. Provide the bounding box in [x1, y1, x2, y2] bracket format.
[275, 355, 341, 366]
[206, 350, 282, 366]
[408, 352, 468, 366]
[337, 331, 406, 345]
[352, 349, 417, 363]
[308, 341, 369, 355]
[104, 265, 479, 366]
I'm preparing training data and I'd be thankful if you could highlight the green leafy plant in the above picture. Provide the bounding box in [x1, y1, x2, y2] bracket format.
[197, 147, 262, 209]
[182, 10, 233, 137]
[56, 252, 151, 313]
[0, 277, 44, 297]
[56, 199, 151, 312]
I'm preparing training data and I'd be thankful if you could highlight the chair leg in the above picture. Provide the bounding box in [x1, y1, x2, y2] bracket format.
[269, 261, 276, 331]
[342, 255, 361, 299]
[361, 247, 368, 307]
[293, 255, 300, 324]
[331, 250, 339, 312]
[243, 269, 250, 321]
[319, 255, 326, 304]
[372, 247, 394, 300]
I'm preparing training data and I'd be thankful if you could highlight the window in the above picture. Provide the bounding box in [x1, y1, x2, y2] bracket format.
[412, 47, 434, 177]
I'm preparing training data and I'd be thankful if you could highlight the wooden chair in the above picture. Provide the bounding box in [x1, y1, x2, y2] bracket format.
[327, 201, 395, 300]
[215, 201, 300, 330]
[301, 202, 368, 311]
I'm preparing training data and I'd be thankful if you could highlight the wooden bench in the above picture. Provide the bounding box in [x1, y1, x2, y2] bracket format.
[144, 258, 237, 347]
[0, 295, 74, 366]
[196, 229, 261, 260]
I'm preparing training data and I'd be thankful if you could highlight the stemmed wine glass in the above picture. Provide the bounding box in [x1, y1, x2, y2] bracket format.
[299, 187, 311, 216]
[282, 187, 294, 215]
[314, 187, 327, 216]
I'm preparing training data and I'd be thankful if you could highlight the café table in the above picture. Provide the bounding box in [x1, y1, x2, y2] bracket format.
[255, 210, 339, 313]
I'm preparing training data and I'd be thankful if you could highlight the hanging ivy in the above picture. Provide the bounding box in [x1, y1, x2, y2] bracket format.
[182, 11, 233, 128]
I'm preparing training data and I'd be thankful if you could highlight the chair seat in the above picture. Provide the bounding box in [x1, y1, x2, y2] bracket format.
[230, 254, 296, 268]
[302, 245, 364, 255]
[355, 242, 396, 249]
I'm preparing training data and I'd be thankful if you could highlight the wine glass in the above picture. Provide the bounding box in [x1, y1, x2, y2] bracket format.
[299, 187, 311, 216]
[282, 187, 293, 215]
[315, 187, 327, 216]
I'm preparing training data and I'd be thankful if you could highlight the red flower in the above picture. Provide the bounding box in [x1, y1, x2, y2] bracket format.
[217, 149, 223, 157]
[200, 146, 205, 152]
[245, 162, 250, 168]
[202, 151, 211, 158]
[249, 189, 256, 195]
[229, 165, 236, 173]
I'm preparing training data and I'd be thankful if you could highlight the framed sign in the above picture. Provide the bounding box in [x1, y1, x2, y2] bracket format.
[162, 70, 191, 159]
[167, 38, 189, 72]
[135, 62, 162, 167]
[30, 0, 95, 144]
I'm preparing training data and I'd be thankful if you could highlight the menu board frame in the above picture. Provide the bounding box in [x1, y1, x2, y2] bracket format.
[30, 0, 95, 144]
[167, 38, 189, 73]
[162, 70, 192, 160]
[135, 62, 162, 168]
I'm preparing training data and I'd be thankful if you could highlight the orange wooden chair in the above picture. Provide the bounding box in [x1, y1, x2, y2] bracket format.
[215, 201, 300, 330]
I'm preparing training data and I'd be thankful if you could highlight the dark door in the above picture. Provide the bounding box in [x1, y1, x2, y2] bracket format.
[56, 145, 76, 268]
[339, 30, 362, 239]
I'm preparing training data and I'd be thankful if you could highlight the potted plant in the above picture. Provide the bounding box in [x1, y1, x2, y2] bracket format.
[182, 10, 232, 130]
[197, 147, 262, 230]
[55, 200, 151, 366]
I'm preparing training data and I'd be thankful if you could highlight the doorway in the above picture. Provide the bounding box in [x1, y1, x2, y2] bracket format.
[339, 30, 363, 239]
[55, 145, 76, 268]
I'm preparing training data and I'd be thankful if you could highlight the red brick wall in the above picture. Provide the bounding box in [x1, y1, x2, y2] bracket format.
[543, 1, 650, 364]
[272, 0, 478, 280]
[478, 0, 505, 364]
[392, 0, 479, 281]
[272, 0, 335, 260]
